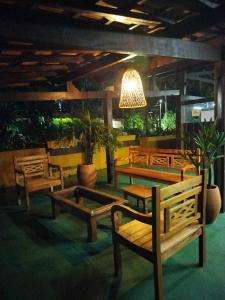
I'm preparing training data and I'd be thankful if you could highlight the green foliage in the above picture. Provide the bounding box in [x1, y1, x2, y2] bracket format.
[76, 110, 121, 164]
[182, 120, 225, 186]
[161, 111, 176, 133]
[123, 112, 144, 136]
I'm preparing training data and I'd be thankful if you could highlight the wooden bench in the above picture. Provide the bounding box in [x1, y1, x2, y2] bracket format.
[14, 154, 64, 211]
[111, 170, 207, 300]
[50, 186, 127, 242]
[114, 166, 193, 190]
[122, 184, 152, 213]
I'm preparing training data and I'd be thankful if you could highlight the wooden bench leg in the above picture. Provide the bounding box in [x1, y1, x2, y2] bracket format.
[123, 192, 128, 200]
[143, 199, 148, 213]
[153, 258, 163, 300]
[113, 235, 122, 276]
[87, 217, 97, 242]
[25, 189, 31, 211]
[136, 198, 140, 208]
[114, 174, 118, 190]
[199, 229, 205, 267]
[129, 177, 133, 184]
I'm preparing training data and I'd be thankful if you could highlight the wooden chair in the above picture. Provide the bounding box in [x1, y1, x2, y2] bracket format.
[14, 154, 64, 211]
[111, 170, 207, 300]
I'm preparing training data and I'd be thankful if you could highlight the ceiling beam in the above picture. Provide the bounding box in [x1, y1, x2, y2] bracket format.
[0, 7, 221, 62]
[26, 0, 175, 25]
[196, 0, 220, 8]
[163, 3, 225, 38]
[0, 91, 106, 102]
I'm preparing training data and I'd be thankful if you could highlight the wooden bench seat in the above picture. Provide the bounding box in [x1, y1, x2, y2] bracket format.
[114, 166, 193, 190]
[118, 219, 201, 260]
[111, 170, 207, 300]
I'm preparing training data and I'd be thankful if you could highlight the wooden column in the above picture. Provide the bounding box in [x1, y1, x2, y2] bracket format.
[214, 61, 225, 212]
[176, 71, 185, 148]
[103, 91, 114, 184]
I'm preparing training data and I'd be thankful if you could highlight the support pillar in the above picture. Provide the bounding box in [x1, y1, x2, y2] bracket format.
[176, 71, 185, 148]
[103, 91, 114, 184]
[214, 61, 225, 212]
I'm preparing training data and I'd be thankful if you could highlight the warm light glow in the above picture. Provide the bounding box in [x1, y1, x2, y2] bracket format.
[119, 68, 147, 109]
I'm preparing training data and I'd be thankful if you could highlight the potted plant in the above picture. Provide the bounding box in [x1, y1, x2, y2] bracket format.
[76, 110, 121, 187]
[182, 119, 225, 224]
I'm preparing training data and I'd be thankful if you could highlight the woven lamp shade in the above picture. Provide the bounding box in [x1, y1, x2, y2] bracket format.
[119, 68, 147, 108]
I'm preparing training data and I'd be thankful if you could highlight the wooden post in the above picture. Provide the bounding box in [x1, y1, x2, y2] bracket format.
[214, 61, 225, 212]
[103, 91, 114, 184]
[176, 71, 185, 148]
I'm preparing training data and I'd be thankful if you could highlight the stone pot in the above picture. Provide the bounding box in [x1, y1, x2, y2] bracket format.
[206, 185, 221, 224]
[77, 163, 97, 188]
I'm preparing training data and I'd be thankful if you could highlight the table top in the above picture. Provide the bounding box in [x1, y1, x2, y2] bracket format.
[122, 184, 152, 199]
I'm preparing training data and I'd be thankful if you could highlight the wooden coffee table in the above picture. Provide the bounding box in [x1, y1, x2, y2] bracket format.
[50, 185, 127, 241]
[122, 184, 152, 213]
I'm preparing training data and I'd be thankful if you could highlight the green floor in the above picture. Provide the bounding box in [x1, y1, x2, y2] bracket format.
[0, 170, 225, 300]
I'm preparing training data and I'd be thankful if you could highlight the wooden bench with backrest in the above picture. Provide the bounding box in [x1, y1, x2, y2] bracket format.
[111, 170, 207, 300]
[14, 154, 64, 211]
[114, 147, 199, 189]
[128, 146, 200, 170]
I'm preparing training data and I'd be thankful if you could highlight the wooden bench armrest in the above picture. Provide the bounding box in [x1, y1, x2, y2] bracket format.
[111, 204, 152, 226]
[48, 163, 64, 177]
[114, 156, 132, 166]
[48, 163, 62, 171]
[15, 167, 25, 175]
[181, 164, 197, 174]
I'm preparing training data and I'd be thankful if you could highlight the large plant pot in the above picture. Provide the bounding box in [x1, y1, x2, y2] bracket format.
[77, 163, 97, 188]
[206, 185, 221, 224]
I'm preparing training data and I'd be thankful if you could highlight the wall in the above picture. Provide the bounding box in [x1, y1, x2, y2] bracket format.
[0, 135, 136, 188]
[139, 135, 176, 148]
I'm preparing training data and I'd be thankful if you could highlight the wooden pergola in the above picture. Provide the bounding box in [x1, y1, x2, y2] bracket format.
[0, 0, 225, 209]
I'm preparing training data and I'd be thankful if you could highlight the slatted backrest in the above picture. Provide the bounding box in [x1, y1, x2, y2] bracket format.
[14, 154, 49, 178]
[129, 147, 199, 170]
[151, 171, 207, 242]
[150, 153, 170, 168]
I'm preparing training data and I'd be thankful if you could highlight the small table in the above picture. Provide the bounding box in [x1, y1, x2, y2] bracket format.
[50, 185, 127, 241]
[122, 184, 152, 213]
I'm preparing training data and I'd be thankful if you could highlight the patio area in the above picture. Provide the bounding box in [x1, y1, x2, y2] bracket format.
[1, 1, 225, 300]
[1, 171, 225, 300]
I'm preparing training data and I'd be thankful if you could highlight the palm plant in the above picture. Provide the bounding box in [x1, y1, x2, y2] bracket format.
[78, 110, 121, 164]
[182, 120, 225, 187]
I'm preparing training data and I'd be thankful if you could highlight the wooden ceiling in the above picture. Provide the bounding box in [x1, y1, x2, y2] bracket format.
[0, 0, 225, 91]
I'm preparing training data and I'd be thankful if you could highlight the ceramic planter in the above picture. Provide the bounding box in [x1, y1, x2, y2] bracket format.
[206, 185, 221, 224]
[77, 163, 97, 188]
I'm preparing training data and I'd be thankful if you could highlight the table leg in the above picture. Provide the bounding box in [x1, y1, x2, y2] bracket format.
[87, 217, 97, 242]
[51, 199, 60, 218]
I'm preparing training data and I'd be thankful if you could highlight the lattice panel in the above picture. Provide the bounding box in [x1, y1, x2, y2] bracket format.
[23, 162, 44, 177]
[150, 155, 169, 167]
[170, 199, 196, 226]
[172, 156, 189, 168]
[132, 153, 148, 166]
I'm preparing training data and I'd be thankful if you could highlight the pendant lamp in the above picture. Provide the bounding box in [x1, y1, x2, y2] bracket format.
[119, 68, 147, 108]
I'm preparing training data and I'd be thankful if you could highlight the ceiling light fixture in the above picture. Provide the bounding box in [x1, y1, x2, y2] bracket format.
[119, 68, 147, 109]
